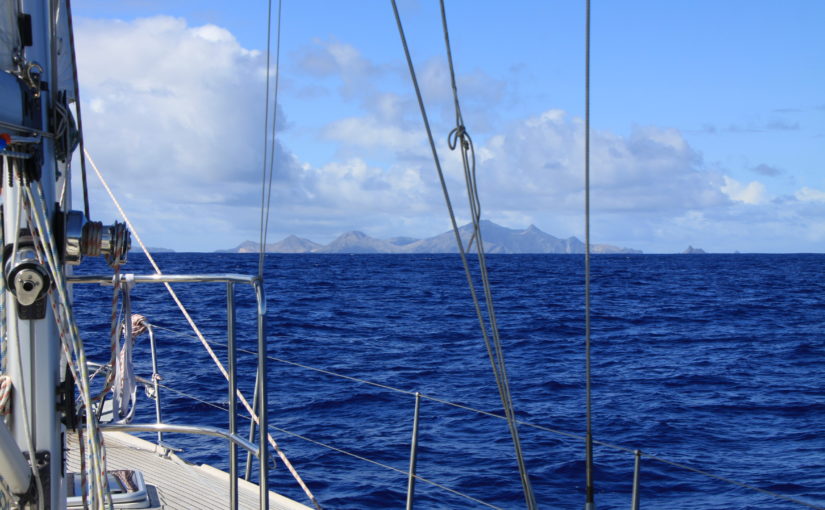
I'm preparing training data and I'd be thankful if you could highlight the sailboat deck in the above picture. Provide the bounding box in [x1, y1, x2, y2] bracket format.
[66, 431, 310, 510]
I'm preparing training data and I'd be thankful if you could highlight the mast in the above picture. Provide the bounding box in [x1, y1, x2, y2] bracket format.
[2, 0, 65, 508]
[1, 1, 128, 508]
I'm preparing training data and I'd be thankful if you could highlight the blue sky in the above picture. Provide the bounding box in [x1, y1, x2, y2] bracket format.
[70, 1, 824, 252]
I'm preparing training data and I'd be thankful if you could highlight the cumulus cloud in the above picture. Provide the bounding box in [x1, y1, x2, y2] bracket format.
[77, 17, 270, 192]
[795, 187, 825, 203]
[322, 117, 421, 153]
[473, 110, 727, 216]
[293, 38, 383, 99]
[73, 17, 450, 248]
[73, 16, 283, 248]
[73, 17, 824, 253]
[720, 176, 769, 204]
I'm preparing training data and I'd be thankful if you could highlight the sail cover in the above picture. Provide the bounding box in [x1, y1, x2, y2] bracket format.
[0, 2, 20, 72]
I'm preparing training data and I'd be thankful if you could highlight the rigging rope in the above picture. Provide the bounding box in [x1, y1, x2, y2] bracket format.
[0, 162, 8, 416]
[111, 275, 139, 422]
[391, 1, 536, 507]
[257, 0, 283, 277]
[0, 158, 6, 374]
[23, 181, 110, 508]
[584, 1, 596, 508]
[0, 375, 10, 415]
[84, 149, 321, 509]
[90, 268, 121, 404]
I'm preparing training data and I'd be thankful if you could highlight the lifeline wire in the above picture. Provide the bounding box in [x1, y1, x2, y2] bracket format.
[584, 1, 596, 508]
[154, 381, 506, 510]
[150, 324, 825, 510]
[392, 1, 536, 508]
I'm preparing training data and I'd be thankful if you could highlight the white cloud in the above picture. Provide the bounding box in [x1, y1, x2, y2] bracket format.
[78, 16, 267, 188]
[294, 38, 382, 99]
[75, 16, 290, 249]
[474, 111, 728, 215]
[721, 176, 769, 204]
[73, 18, 825, 253]
[795, 186, 825, 203]
[322, 117, 421, 152]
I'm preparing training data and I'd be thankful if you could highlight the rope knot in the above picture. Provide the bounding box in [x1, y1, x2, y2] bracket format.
[448, 125, 469, 151]
[130, 314, 149, 337]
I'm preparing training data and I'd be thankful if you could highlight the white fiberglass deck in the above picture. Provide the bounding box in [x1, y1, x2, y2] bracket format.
[66, 431, 310, 510]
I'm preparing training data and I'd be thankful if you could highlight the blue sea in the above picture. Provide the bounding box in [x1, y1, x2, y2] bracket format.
[73, 253, 825, 509]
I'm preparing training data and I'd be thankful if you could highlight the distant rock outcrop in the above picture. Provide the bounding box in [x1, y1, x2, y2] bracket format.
[219, 221, 642, 254]
[217, 236, 321, 253]
[267, 235, 322, 253]
[216, 240, 261, 253]
[403, 221, 641, 254]
[314, 231, 400, 254]
[682, 245, 707, 254]
[404, 221, 582, 254]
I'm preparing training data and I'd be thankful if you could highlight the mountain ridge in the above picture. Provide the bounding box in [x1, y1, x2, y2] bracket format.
[218, 221, 642, 254]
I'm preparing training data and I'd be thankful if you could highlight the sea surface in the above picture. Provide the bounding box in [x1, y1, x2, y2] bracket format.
[72, 253, 825, 509]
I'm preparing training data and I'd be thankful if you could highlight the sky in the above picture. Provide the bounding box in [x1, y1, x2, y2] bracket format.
[68, 1, 825, 253]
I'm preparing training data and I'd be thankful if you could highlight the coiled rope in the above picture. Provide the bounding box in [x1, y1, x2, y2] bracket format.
[111, 276, 139, 423]
[391, 1, 536, 508]
[0, 375, 11, 415]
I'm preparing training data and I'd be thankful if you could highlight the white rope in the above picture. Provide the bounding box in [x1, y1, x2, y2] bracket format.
[84, 148, 321, 509]
[0, 157, 6, 374]
[111, 275, 138, 423]
[91, 270, 121, 403]
[0, 375, 11, 416]
[24, 183, 110, 508]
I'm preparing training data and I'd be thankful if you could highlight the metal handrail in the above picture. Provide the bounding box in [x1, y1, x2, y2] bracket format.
[405, 392, 421, 510]
[73, 272, 268, 510]
[77, 276, 823, 510]
[67, 273, 258, 285]
[99, 423, 261, 458]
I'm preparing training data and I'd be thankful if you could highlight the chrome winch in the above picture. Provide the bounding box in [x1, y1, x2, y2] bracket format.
[64, 210, 131, 267]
